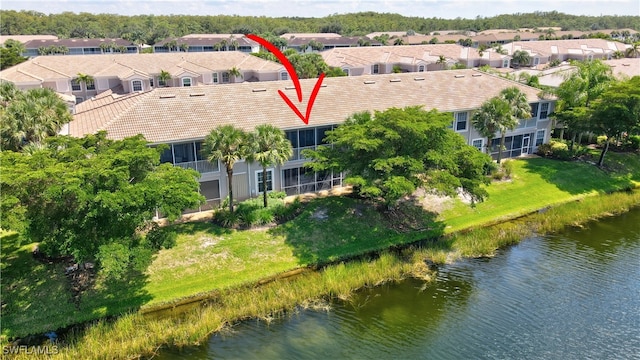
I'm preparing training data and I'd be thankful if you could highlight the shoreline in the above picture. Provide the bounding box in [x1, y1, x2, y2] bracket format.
[6, 188, 639, 359]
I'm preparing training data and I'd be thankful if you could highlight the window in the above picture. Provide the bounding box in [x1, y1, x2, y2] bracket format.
[316, 126, 333, 145]
[212, 73, 218, 84]
[71, 79, 81, 91]
[299, 129, 315, 148]
[535, 130, 545, 146]
[173, 142, 195, 163]
[418, 65, 425, 72]
[149, 78, 154, 88]
[280, 72, 288, 81]
[86, 81, 95, 90]
[455, 112, 468, 132]
[75, 97, 84, 104]
[530, 103, 539, 118]
[472, 138, 484, 151]
[222, 72, 230, 83]
[372, 64, 379, 74]
[342, 68, 350, 76]
[182, 77, 191, 87]
[257, 169, 273, 193]
[132, 80, 142, 92]
[540, 103, 549, 119]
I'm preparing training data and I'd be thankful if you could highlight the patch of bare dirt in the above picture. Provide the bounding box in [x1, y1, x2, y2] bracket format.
[411, 188, 455, 214]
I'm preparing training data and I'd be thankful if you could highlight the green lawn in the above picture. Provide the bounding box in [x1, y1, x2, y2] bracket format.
[439, 153, 640, 232]
[2, 152, 639, 341]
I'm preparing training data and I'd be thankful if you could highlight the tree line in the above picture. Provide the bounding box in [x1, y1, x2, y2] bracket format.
[2, 10, 639, 45]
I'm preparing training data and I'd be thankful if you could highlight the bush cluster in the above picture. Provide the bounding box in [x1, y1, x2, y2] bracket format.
[96, 223, 178, 280]
[536, 139, 588, 160]
[213, 192, 303, 229]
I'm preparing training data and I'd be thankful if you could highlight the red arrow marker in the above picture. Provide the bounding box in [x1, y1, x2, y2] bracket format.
[247, 34, 325, 125]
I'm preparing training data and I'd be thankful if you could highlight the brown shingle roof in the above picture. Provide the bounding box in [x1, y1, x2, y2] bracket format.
[69, 69, 546, 143]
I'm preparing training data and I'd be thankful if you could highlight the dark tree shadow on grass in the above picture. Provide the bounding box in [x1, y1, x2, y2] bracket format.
[169, 221, 233, 237]
[268, 196, 446, 266]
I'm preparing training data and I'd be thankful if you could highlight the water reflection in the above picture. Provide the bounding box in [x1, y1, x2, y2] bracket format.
[158, 209, 640, 360]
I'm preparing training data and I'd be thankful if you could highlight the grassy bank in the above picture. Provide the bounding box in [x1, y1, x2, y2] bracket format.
[2, 152, 639, 357]
[8, 189, 640, 360]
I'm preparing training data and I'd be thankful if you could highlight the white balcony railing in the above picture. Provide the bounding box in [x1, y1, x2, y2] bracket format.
[174, 160, 218, 174]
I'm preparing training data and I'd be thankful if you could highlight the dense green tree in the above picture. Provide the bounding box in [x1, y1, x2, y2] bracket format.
[589, 76, 640, 166]
[1, 10, 639, 40]
[0, 39, 27, 70]
[1, 84, 73, 151]
[304, 107, 492, 206]
[552, 59, 613, 148]
[247, 124, 292, 207]
[287, 53, 329, 79]
[0, 132, 204, 264]
[202, 125, 251, 212]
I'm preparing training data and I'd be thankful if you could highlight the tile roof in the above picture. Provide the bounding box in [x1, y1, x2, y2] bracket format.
[281, 33, 343, 39]
[68, 69, 547, 143]
[503, 39, 629, 57]
[0, 35, 58, 44]
[154, 34, 258, 47]
[605, 58, 640, 79]
[0, 52, 283, 84]
[321, 44, 479, 68]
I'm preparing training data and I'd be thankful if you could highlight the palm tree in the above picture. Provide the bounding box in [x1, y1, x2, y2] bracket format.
[158, 70, 171, 87]
[246, 124, 293, 207]
[76, 72, 94, 99]
[499, 87, 531, 162]
[393, 38, 405, 46]
[553, 59, 613, 149]
[228, 36, 239, 51]
[478, 44, 489, 66]
[228, 66, 243, 82]
[511, 50, 531, 68]
[625, 42, 640, 58]
[436, 55, 447, 70]
[1, 87, 72, 151]
[472, 97, 510, 157]
[202, 125, 251, 213]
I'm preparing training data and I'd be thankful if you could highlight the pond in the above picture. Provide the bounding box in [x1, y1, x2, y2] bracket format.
[157, 208, 640, 359]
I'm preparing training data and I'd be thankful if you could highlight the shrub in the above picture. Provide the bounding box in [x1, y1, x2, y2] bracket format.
[627, 135, 640, 151]
[501, 160, 514, 179]
[145, 223, 177, 250]
[213, 209, 240, 228]
[254, 207, 275, 225]
[96, 242, 130, 280]
[537, 140, 570, 159]
[130, 246, 154, 272]
[268, 191, 286, 200]
[596, 135, 608, 146]
[483, 160, 498, 176]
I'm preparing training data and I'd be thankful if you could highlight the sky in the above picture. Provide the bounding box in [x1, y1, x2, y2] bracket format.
[1, 0, 639, 19]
